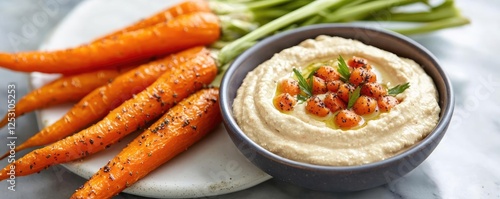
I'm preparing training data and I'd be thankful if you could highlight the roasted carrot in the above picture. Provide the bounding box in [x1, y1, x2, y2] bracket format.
[71, 88, 221, 199]
[0, 48, 217, 180]
[95, 0, 211, 41]
[0, 46, 209, 161]
[0, 12, 220, 74]
[0, 67, 132, 128]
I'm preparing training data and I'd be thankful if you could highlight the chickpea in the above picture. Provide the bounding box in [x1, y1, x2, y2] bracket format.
[347, 56, 368, 68]
[279, 78, 300, 96]
[361, 82, 387, 99]
[306, 96, 330, 117]
[315, 66, 340, 81]
[349, 67, 377, 86]
[324, 93, 346, 112]
[274, 93, 297, 112]
[335, 109, 361, 129]
[326, 80, 343, 92]
[352, 96, 378, 115]
[311, 76, 328, 95]
[337, 83, 355, 102]
[378, 95, 399, 112]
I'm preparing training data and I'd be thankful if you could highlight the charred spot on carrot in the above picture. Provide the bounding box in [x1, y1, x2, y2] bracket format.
[182, 120, 190, 127]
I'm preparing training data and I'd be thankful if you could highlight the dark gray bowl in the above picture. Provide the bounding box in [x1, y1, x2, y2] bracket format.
[219, 24, 454, 192]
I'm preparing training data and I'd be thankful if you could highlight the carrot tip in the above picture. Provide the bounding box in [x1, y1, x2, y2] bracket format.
[0, 116, 8, 128]
[0, 152, 8, 160]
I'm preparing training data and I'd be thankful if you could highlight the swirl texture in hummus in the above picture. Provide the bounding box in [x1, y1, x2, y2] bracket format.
[233, 35, 440, 166]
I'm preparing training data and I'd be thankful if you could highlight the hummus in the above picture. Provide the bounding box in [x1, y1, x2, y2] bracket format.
[233, 35, 440, 166]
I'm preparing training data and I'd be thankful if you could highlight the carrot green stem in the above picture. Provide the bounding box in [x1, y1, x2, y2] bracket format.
[323, 0, 425, 22]
[213, 0, 469, 72]
[372, 0, 458, 22]
[245, 0, 289, 10]
[217, 0, 348, 67]
[390, 16, 470, 35]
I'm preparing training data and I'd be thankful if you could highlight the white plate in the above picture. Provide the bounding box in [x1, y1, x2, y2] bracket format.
[31, 0, 271, 198]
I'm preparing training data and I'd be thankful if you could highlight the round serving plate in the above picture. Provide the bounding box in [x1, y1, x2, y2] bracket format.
[31, 0, 270, 198]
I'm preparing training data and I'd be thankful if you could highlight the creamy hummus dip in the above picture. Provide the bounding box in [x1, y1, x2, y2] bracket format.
[233, 35, 440, 166]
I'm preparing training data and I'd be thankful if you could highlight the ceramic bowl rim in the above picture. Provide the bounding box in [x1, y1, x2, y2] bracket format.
[220, 24, 454, 172]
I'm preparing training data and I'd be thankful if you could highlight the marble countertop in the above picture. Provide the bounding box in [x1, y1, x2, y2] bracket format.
[0, 0, 499, 198]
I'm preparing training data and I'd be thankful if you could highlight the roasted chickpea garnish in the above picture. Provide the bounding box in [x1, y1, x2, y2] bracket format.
[349, 67, 376, 86]
[311, 76, 328, 95]
[326, 80, 343, 92]
[279, 78, 301, 96]
[335, 110, 361, 129]
[314, 66, 340, 81]
[306, 96, 330, 117]
[353, 96, 378, 115]
[273, 55, 409, 129]
[361, 82, 387, 98]
[324, 93, 346, 112]
[274, 93, 297, 112]
[347, 56, 368, 68]
[378, 95, 399, 112]
[337, 83, 354, 103]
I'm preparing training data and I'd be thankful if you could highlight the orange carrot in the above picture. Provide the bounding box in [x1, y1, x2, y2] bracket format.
[95, 0, 211, 41]
[0, 12, 220, 74]
[71, 88, 221, 199]
[0, 48, 217, 180]
[0, 46, 209, 160]
[0, 67, 132, 128]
